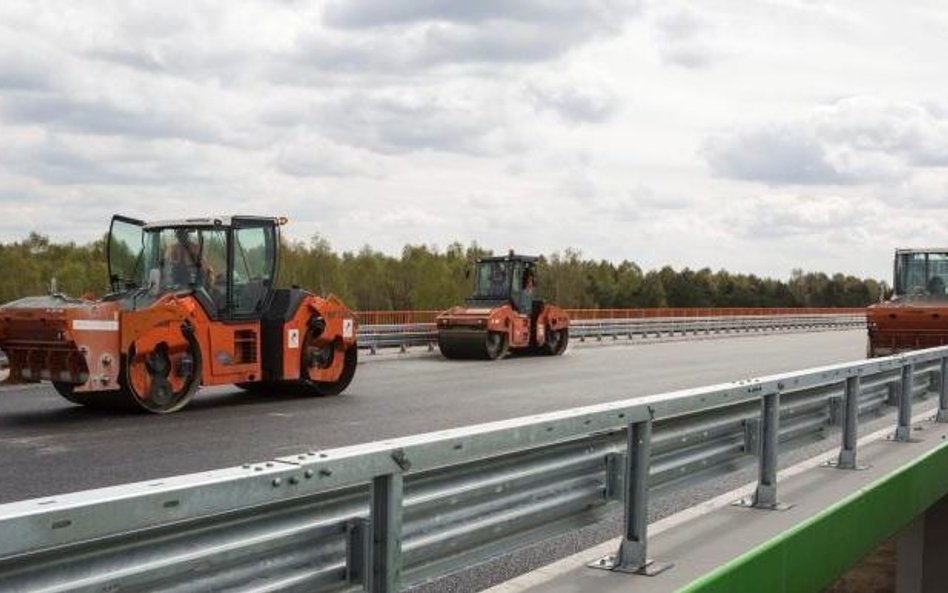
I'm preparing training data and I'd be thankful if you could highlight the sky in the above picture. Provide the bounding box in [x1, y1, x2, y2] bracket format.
[1, 0, 947, 280]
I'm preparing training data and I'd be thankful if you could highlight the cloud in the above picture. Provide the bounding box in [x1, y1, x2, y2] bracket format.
[275, 132, 385, 178]
[0, 94, 230, 145]
[886, 172, 948, 209]
[594, 185, 692, 222]
[3, 134, 217, 186]
[812, 97, 948, 167]
[323, 0, 639, 30]
[313, 87, 523, 156]
[558, 164, 691, 222]
[704, 125, 853, 185]
[702, 96, 946, 186]
[653, 6, 723, 69]
[524, 72, 620, 124]
[309, 0, 641, 70]
[0, 50, 54, 91]
[727, 194, 882, 239]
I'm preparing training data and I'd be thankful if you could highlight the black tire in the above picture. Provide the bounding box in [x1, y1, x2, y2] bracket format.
[485, 331, 509, 360]
[297, 343, 358, 396]
[541, 327, 569, 356]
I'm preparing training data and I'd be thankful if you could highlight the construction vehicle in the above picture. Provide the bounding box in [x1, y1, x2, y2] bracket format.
[0, 215, 358, 413]
[867, 248, 948, 357]
[436, 253, 569, 360]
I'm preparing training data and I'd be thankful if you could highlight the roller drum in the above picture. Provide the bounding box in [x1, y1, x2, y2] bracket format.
[438, 328, 508, 360]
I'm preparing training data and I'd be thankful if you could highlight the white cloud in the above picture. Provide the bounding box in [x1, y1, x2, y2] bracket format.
[703, 96, 948, 190]
[727, 194, 881, 239]
[812, 97, 948, 167]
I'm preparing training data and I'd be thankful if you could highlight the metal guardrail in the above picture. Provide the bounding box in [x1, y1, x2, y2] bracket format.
[1, 345, 945, 592]
[357, 313, 866, 353]
[354, 308, 867, 325]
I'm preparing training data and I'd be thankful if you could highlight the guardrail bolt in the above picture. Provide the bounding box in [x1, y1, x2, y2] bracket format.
[391, 449, 411, 471]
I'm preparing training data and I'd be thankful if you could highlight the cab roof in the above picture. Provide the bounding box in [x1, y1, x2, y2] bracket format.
[141, 216, 283, 230]
[477, 253, 539, 264]
[895, 248, 948, 255]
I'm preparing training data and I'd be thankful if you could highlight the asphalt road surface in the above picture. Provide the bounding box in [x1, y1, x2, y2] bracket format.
[0, 330, 867, 504]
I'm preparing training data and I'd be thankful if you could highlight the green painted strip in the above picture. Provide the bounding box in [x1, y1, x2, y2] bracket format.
[677, 440, 948, 593]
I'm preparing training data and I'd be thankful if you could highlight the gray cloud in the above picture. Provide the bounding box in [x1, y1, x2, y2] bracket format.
[0, 52, 53, 91]
[653, 7, 722, 69]
[704, 97, 948, 186]
[275, 133, 385, 178]
[703, 126, 851, 185]
[323, 0, 639, 30]
[4, 136, 214, 186]
[525, 74, 620, 123]
[293, 0, 642, 72]
[420, 22, 590, 64]
[313, 88, 521, 155]
[0, 94, 227, 145]
[288, 22, 583, 76]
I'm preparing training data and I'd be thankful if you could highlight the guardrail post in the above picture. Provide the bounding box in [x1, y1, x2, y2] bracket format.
[828, 376, 866, 470]
[738, 391, 792, 510]
[896, 363, 914, 442]
[368, 473, 403, 593]
[591, 419, 671, 575]
[938, 357, 948, 423]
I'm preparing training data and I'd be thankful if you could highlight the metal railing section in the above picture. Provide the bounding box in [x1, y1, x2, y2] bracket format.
[357, 313, 866, 353]
[354, 308, 867, 326]
[2, 347, 944, 593]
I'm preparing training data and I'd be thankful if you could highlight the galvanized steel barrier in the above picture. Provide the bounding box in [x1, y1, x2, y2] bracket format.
[357, 313, 866, 353]
[354, 308, 867, 326]
[1, 346, 946, 592]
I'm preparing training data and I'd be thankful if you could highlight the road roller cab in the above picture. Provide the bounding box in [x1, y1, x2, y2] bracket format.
[0, 214, 359, 412]
[868, 248, 948, 357]
[436, 253, 569, 360]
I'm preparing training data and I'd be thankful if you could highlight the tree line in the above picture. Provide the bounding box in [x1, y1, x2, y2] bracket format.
[0, 233, 883, 309]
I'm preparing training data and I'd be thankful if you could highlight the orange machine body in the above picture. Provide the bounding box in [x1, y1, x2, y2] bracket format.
[867, 300, 948, 357]
[0, 215, 358, 412]
[867, 248, 948, 357]
[437, 303, 569, 349]
[435, 253, 570, 360]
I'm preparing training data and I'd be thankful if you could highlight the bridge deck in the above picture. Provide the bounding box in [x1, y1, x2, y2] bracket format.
[491, 414, 948, 593]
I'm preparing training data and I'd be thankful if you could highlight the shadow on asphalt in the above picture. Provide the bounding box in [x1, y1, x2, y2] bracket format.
[1, 384, 353, 427]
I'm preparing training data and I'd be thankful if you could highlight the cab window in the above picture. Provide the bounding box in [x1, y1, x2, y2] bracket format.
[232, 226, 274, 316]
